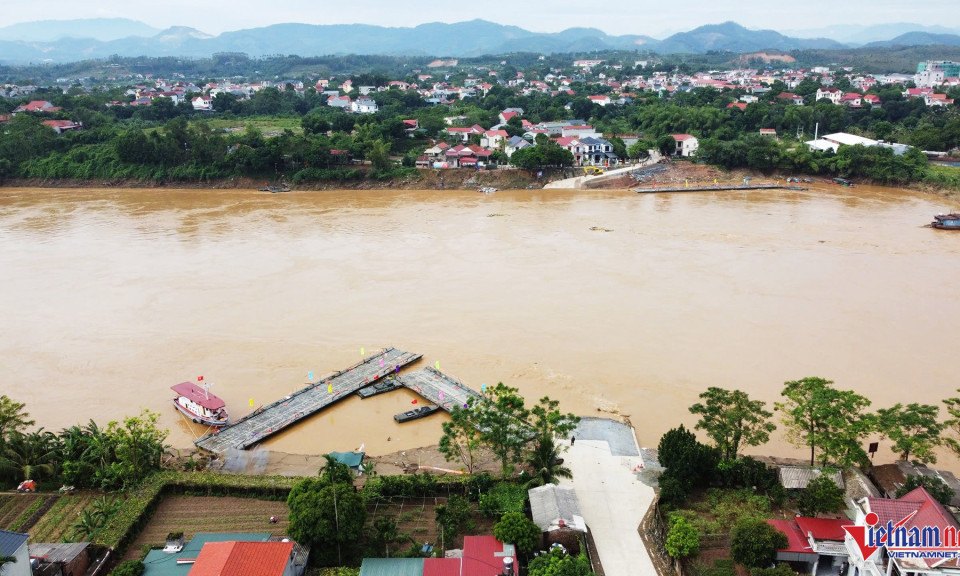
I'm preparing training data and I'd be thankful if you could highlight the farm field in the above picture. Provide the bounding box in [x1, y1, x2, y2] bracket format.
[366, 496, 496, 552]
[124, 496, 291, 559]
[29, 493, 120, 543]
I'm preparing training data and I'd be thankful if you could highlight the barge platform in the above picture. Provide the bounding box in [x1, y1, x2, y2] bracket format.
[194, 347, 421, 453]
[635, 184, 808, 193]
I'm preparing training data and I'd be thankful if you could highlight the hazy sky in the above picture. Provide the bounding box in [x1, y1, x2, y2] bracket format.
[4, 0, 957, 37]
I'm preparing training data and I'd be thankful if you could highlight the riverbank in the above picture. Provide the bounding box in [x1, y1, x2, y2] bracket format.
[5, 162, 957, 197]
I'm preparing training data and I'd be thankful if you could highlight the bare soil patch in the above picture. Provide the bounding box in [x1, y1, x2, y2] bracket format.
[124, 496, 290, 559]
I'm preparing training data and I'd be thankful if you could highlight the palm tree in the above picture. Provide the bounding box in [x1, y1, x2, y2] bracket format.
[0, 429, 60, 482]
[525, 435, 573, 488]
[69, 509, 102, 541]
[0, 555, 17, 570]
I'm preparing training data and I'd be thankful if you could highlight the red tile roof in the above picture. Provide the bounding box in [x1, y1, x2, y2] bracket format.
[189, 541, 293, 576]
[767, 520, 814, 554]
[868, 487, 960, 567]
[795, 517, 847, 541]
[672, 134, 695, 140]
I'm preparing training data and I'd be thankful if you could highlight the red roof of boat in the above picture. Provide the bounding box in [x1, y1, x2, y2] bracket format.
[171, 382, 226, 410]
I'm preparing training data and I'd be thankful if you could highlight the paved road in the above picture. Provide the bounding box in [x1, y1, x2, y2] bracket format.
[561, 419, 658, 576]
[543, 153, 663, 189]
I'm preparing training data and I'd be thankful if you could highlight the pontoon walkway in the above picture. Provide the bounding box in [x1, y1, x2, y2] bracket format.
[396, 367, 484, 412]
[195, 348, 421, 453]
[635, 184, 808, 193]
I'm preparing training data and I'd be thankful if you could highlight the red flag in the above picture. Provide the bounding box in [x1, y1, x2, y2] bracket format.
[197, 376, 204, 382]
[411, 399, 418, 404]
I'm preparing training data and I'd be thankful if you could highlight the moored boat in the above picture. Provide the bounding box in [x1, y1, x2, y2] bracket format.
[393, 405, 440, 423]
[932, 213, 960, 230]
[172, 381, 229, 426]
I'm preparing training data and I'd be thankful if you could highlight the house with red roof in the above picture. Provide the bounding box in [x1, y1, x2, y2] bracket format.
[359, 535, 516, 576]
[767, 517, 849, 573]
[587, 94, 612, 106]
[847, 487, 960, 576]
[13, 100, 61, 114]
[671, 134, 699, 157]
[42, 120, 82, 134]
[777, 92, 805, 105]
[727, 102, 748, 111]
[480, 129, 509, 149]
[188, 541, 295, 576]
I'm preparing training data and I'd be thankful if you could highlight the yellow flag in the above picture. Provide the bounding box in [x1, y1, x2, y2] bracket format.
[249, 398, 254, 407]
[361, 347, 364, 356]
[328, 384, 333, 393]
[435, 361, 440, 370]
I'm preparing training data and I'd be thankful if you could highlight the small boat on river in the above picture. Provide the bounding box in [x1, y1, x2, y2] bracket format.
[932, 213, 960, 230]
[172, 381, 229, 426]
[394, 405, 440, 423]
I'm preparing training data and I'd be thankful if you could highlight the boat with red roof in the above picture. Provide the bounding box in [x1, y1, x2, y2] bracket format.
[171, 381, 229, 426]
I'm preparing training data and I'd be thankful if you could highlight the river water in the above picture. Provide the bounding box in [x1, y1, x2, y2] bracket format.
[2, 185, 960, 463]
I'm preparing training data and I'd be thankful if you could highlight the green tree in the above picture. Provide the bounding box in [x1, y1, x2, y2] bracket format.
[657, 135, 677, 156]
[287, 478, 366, 565]
[527, 547, 593, 576]
[438, 404, 482, 474]
[0, 429, 60, 482]
[493, 511, 540, 554]
[775, 377, 873, 467]
[367, 139, 392, 174]
[731, 518, 788, 569]
[529, 396, 579, 441]
[895, 474, 955, 505]
[876, 403, 943, 464]
[656, 425, 718, 501]
[0, 395, 34, 439]
[474, 383, 531, 478]
[665, 515, 700, 559]
[751, 564, 798, 576]
[110, 560, 145, 576]
[796, 473, 845, 517]
[525, 435, 573, 488]
[689, 387, 776, 461]
[104, 410, 168, 489]
[319, 453, 354, 484]
[435, 494, 474, 546]
[940, 390, 960, 459]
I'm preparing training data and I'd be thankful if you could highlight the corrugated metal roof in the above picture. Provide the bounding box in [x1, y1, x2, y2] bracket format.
[28, 542, 89, 564]
[0, 529, 29, 556]
[528, 485, 584, 532]
[359, 558, 424, 576]
[778, 466, 844, 490]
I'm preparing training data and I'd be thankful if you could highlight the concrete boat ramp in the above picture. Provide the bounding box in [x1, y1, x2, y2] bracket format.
[194, 351, 485, 454]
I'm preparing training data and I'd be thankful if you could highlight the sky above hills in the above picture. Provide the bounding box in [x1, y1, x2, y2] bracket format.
[4, 0, 956, 37]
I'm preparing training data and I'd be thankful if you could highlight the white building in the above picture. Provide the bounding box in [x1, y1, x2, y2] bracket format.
[0, 530, 30, 576]
[672, 134, 700, 157]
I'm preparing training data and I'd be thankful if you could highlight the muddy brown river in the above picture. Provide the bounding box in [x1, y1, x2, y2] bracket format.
[2, 185, 960, 464]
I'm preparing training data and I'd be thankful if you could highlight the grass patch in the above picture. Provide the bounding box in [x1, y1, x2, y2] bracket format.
[667, 488, 772, 536]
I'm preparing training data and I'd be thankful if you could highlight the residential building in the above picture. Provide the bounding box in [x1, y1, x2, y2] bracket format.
[671, 134, 699, 157]
[816, 87, 843, 104]
[529, 484, 587, 534]
[767, 517, 849, 575]
[141, 533, 307, 576]
[915, 61, 960, 88]
[351, 97, 378, 114]
[30, 542, 92, 576]
[504, 135, 532, 158]
[13, 100, 60, 114]
[778, 466, 845, 490]
[845, 487, 957, 576]
[42, 120, 82, 134]
[0, 530, 30, 576]
[192, 96, 213, 111]
[327, 95, 351, 108]
[359, 535, 516, 576]
[580, 137, 618, 166]
[869, 460, 960, 508]
[480, 129, 509, 149]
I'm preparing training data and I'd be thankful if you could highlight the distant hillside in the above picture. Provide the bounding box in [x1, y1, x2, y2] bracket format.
[866, 32, 960, 48]
[0, 18, 160, 42]
[784, 23, 960, 45]
[0, 18, 956, 64]
[653, 22, 845, 54]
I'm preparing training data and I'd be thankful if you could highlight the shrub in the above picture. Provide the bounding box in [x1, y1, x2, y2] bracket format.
[111, 560, 145, 576]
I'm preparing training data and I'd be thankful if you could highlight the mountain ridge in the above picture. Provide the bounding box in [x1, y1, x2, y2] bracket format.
[0, 18, 957, 64]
